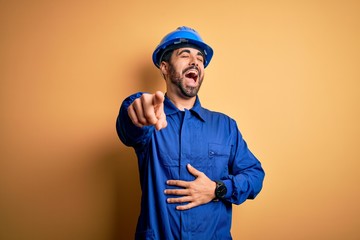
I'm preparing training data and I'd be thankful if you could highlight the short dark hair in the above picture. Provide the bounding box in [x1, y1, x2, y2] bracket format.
[160, 49, 174, 63]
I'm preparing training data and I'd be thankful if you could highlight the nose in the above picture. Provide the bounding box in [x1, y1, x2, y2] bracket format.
[189, 55, 199, 66]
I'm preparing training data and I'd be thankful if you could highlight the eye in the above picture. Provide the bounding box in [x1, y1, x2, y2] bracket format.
[180, 53, 190, 58]
[197, 57, 204, 62]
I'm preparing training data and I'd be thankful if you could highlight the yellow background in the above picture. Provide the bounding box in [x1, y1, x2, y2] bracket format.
[1, 1, 359, 239]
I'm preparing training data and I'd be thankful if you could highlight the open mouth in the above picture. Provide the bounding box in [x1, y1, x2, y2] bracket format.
[185, 70, 199, 82]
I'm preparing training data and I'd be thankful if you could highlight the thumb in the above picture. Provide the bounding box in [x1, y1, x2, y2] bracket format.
[187, 164, 201, 177]
[153, 91, 165, 106]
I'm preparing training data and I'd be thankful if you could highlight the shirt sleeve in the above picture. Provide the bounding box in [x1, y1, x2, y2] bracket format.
[116, 92, 154, 148]
[224, 120, 265, 205]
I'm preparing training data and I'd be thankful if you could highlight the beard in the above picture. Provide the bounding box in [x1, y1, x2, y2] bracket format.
[168, 63, 204, 98]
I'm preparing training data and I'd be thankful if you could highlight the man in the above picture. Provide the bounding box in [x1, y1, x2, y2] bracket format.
[116, 26, 265, 240]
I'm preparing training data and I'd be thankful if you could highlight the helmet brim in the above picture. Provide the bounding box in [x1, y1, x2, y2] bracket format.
[152, 38, 213, 68]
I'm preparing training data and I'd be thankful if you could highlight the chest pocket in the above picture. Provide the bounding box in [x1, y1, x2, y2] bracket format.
[208, 143, 231, 179]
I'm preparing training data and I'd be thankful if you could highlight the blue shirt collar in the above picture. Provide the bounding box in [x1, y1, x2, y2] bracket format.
[164, 94, 206, 122]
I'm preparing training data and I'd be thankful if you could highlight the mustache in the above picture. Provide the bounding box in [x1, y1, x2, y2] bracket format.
[182, 66, 200, 75]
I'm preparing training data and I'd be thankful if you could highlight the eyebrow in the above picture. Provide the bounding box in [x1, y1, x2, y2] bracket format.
[177, 49, 204, 58]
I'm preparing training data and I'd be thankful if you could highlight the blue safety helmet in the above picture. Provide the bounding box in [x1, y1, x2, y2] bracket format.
[152, 26, 214, 68]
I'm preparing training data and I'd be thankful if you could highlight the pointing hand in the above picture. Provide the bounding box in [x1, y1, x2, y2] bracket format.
[127, 91, 167, 130]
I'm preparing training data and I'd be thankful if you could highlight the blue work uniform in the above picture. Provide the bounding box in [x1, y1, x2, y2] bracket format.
[116, 92, 265, 240]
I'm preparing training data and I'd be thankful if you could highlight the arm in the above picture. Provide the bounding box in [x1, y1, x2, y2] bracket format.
[223, 122, 265, 205]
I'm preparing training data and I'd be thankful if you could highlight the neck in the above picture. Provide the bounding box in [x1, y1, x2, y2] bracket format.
[166, 92, 196, 111]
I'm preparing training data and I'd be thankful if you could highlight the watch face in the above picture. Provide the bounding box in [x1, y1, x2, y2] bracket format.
[216, 181, 227, 199]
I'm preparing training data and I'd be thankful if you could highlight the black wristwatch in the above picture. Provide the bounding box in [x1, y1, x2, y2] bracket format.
[214, 180, 227, 200]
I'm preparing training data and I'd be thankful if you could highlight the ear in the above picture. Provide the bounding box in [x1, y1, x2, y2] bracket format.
[160, 61, 168, 76]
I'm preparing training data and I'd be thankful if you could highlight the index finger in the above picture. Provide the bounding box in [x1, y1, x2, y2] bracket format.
[140, 94, 158, 125]
[153, 91, 165, 106]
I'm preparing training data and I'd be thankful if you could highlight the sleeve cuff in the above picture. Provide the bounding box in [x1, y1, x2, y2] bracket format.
[223, 179, 233, 199]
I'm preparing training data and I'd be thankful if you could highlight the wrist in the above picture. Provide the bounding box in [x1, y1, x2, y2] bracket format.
[214, 180, 227, 200]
